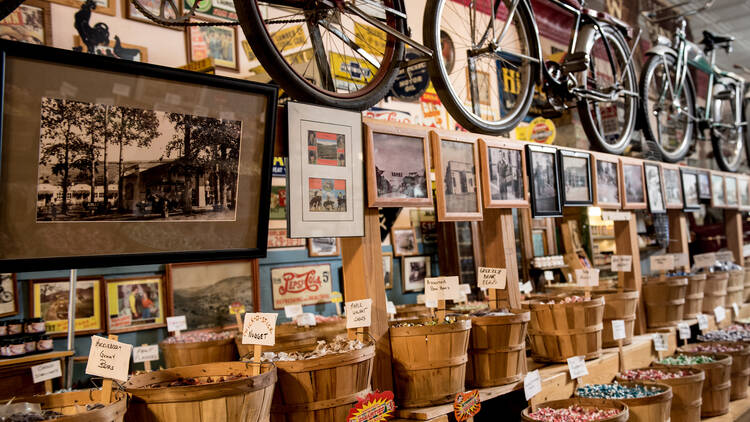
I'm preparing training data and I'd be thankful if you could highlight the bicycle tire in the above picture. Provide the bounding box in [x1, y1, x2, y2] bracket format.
[0, 0, 24, 21]
[234, 0, 405, 111]
[711, 82, 744, 172]
[744, 97, 750, 166]
[638, 52, 695, 162]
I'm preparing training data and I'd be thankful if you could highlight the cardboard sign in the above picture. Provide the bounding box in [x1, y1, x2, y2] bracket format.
[271, 264, 332, 308]
[611, 256, 632, 272]
[242, 313, 278, 346]
[425, 276, 460, 301]
[694, 253, 717, 269]
[459, 284, 472, 295]
[524, 370, 542, 401]
[714, 305, 726, 323]
[347, 391, 396, 422]
[653, 333, 668, 351]
[166, 316, 187, 332]
[477, 267, 507, 289]
[544, 271, 554, 281]
[346, 299, 373, 329]
[284, 304, 303, 318]
[31, 361, 62, 384]
[296, 313, 317, 327]
[386, 301, 397, 315]
[650, 255, 675, 272]
[601, 211, 631, 221]
[331, 291, 343, 303]
[228, 302, 245, 315]
[678, 322, 691, 340]
[673, 253, 690, 268]
[717, 251, 735, 263]
[611, 320, 626, 341]
[453, 390, 481, 421]
[575, 269, 600, 287]
[697, 314, 709, 330]
[85, 335, 132, 382]
[133, 345, 159, 363]
[567, 356, 588, 379]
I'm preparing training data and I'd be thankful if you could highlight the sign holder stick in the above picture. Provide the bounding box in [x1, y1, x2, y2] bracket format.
[437, 300, 446, 321]
[99, 334, 117, 405]
[141, 344, 152, 373]
[251, 344, 263, 376]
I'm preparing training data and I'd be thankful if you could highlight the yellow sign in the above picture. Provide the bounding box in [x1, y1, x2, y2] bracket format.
[178, 58, 215, 74]
[331, 52, 377, 88]
[243, 25, 306, 62]
[354, 23, 386, 57]
[229, 301, 246, 315]
[515, 117, 556, 144]
[330, 291, 343, 303]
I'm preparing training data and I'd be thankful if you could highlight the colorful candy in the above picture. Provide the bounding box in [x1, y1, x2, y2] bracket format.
[262, 336, 366, 362]
[528, 405, 621, 421]
[620, 368, 687, 381]
[543, 296, 586, 305]
[685, 343, 744, 353]
[392, 316, 459, 327]
[659, 354, 716, 365]
[162, 330, 235, 344]
[699, 325, 750, 342]
[576, 382, 664, 399]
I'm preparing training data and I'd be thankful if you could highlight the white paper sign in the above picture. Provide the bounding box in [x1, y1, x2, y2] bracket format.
[744, 244, 750, 257]
[166, 316, 187, 332]
[477, 267, 507, 289]
[524, 370, 542, 401]
[650, 255, 675, 272]
[575, 269, 600, 287]
[673, 253, 690, 268]
[284, 304, 303, 318]
[459, 284, 472, 294]
[717, 251, 735, 263]
[132, 345, 159, 363]
[520, 281, 534, 294]
[611, 320, 626, 341]
[694, 253, 717, 269]
[567, 356, 588, 379]
[678, 322, 691, 340]
[345, 299, 372, 329]
[85, 336, 132, 382]
[734, 303, 741, 317]
[602, 211, 631, 221]
[652, 333, 668, 351]
[714, 305, 726, 323]
[611, 256, 632, 272]
[386, 301, 397, 315]
[31, 361, 62, 384]
[425, 299, 438, 309]
[242, 313, 278, 346]
[544, 271, 554, 281]
[697, 314, 709, 330]
[296, 313, 317, 327]
[425, 276, 460, 301]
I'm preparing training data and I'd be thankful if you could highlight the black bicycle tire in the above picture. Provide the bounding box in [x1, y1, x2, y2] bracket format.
[711, 83, 744, 172]
[423, 0, 538, 135]
[233, 0, 405, 111]
[744, 97, 750, 166]
[638, 52, 695, 163]
[0, 0, 25, 21]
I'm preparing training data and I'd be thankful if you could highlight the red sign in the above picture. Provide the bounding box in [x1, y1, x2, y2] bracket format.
[279, 270, 322, 294]
[271, 264, 332, 309]
[347, 391, 396, 422]
[454, 390, 481, 421]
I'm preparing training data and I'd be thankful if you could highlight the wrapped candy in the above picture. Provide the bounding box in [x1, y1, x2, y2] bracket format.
[658, 354, 716, 365]
[619, 368, 687, 381]
[262, 336, 366, 362]
[576, 382, 663, 399]
[162, 330, 235, 344]
[528, 405, 621, 421]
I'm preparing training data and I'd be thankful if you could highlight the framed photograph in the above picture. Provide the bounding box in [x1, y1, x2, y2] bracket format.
[30, 277, 104, 337]
[167, 260, 259, 329]
[48, 0, 115, 16]
[287, 102, 364, 238]
[402, 256, 431, 293]
[0, 0, 52, 45]
[680, 168, 701, 211]
[592, 154, 620, 209]
[270, 264, 332, 309]
[531, 229, 548, 257]
[725, 174, 739, 209]
[0, 274, 18, 318]
[186, 20, 239, 71]
[644, 162, 666, 214]
[269, 177, 287, 230]
[739, 176, 750, 211]
[391, 227, 418, 257]
[364, 119, 432, 207]
[382, 252, 393, 289]
[431, 130, 483, 221]
[526, 144, 562, 217]
[711, 173, 725, 208]
[698, 171, 712, 200]
[0, 41, 277, 272]
[661, 163, 684, 209]
[619, 158, 647, 210]
[74, 36, 148, 62]
[123, 0, 182, 29]
[479, 137, 529, 208]
[558, 149, 593, 206]
[307, 237, 340, 257]
[105, 276, 166, 333]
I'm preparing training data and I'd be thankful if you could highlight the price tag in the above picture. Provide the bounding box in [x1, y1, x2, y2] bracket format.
[345, 298, 372, 329]
[520, 281, 534, 294]
[717, 251, 735, 262]
[694, 253, 717, 269]
[611, 320, 626, 340]
[733, 303, 740, 317]
[611, 255, 632, 272]
[524, 370, 542, 401]
[459, 284, 472, 295]
[416, 294, 425, 304]
[228, 302, 245, 315]
[567, 356, 588, 379]
[477, 267, 507, 289]
[650, 255, 675, 272]
[284, 304, 303, 318]
[602, 211, 631, 221]
[673, 253, 690, 268]
[296, 313, 317, 327]
[678, 322, 691, 340]
[575, 269, 600, 287]
[652, 333, 668, 351]
[714, 305, 726, 323]
[697, 314, 709, 330]
[544, 271, 554, 281]
[386, 301, 397, 315]
[425, 276, 460, 301]
[425, 299, 438, 309]
[31, 361, 62, 384]
[166, 316, 187, 332]
[330, 291, 343, 303]
[85, 335, 132, 382]
[133, 345, 159, 363]
[242, 312, 277, 346]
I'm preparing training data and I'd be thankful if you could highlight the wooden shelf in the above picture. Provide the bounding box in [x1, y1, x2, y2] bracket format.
[0, 350, 73, 368]
[592, 235, 615, 240]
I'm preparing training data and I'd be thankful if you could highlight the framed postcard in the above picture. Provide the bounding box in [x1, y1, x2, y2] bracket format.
[270, 264, 332, 309]
[558, 149, 593, 206]
[402, 256, 431, 293]
[526, 144, 562, 217]
[661, 163, 683, 209]
[644, 162, 666, 214]
[0, 274, 18, 318]
[382, 252, 393, 289]
[680, 168, 701, 211]
[105, 276, 166, 333]
[123, 0, 182, 29]
[187, 20, 239, 71]
[592, 154, 620, 209]
[0, 0, 52, 45]
[739, 176, 750, 211]
[167, 260, 259, 329]
[0, 41, 277, 271]
[287, 102, 364, 238]
[30, 277, 104, 337]
[725, 174, 739, 209]
[479, 137, 529, 208]
[619, 157, 647, 210]
[48, 0, 115, 16]
[391, 227, 418, 257]
[431, 129, 483, 221]
[74, 36, 148, 62]
[711, 173, 725, 208]
[307, 237, 340, 257]
[697, 171, 712, 200]
[364, 119, 432, 207]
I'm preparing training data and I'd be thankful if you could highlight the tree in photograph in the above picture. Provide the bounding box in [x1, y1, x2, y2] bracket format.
[73, 103, 107, 205]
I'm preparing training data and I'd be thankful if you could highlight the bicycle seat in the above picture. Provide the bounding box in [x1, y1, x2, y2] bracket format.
[701, 30, 735, 51]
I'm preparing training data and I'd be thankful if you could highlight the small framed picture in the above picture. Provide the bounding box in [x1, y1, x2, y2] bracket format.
[391, 227, 418, 257]
[725, 174, 739, 209]
[382, 252, 393, 289]
[592, 154, 621, 209]
[619, 157, 647, 210]
[644, 162, 666, 214]
[558, 149, 593, 206]
[479, 137, 529, 208]
[697, 171, 712, 200]
[526, 144, 562, 217]
[0, 274, 18, 318]
[402, 256, 431, 293]
[531, 229, 548, 257]
[30, 277, 105, 337]
[105, 276, 167, 334]
[0, 0, 52, 45]
[430, 129, 483, 221]
[307, 237, 340, 257]
[661, 163, 684, 209]
[680, 168, 701, 211]
[739, 176, 750, 211]
[711, 173, 725, 208]
[186, 19, 239, 71]
[364, 119, 432, 208]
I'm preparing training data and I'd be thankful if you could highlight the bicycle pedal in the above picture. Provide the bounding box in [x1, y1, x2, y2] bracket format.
[561, 52, 589, 74]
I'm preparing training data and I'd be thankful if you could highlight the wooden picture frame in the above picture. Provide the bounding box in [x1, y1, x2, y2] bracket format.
[402, 255, 431, 293]
[697, 170, 712, 200]
[680, 168, 701, 212]
[0, 0, 52, 45]
[307, 237, 341, 257]
[48, 0, 115, 16]
[364, 119, 432, 208]
[430, 129, 483, 221]
[0, 273, 19, 318]
[558, 149, 593, 206]
[186, 19, 239, 71]
[724, 173, 739, 209]
[123, 0, 183, 29]
[105, 275, 167, 334]
[738, 175, 750, 211]
[391, 227, 418, 257]
[592, 153, 621, 209]
[531, 229, 548, 257]
[382, 252, 393, 289]
[30, 277, 105, 337]
[644, 162, 666, 214]
[526, 144, 562, 218]
[711, 172, 726, 208]
[619, 157, 647, 210]
[479, 137, 529, 208]
[661, 163, 684, 209]
[73, 36, 149, 62]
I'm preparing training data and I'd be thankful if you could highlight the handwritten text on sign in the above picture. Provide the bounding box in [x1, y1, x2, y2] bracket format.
[717, 251, 735, 263]
[346, 299, 372, 329]
[611, 320, 626, 341]
[678, 322, 691, 340]
[567, 356, 588, 379]
[652, 333, 669, 351]
[31, 361, 62, 384]
[673, 253, 689, 268]
[133, 345, 159, 363]
[166, 315, 187, 332]
[575, 269, 599, 287]
[650, 255, 675, 272]
[284, 304, 303, 318]
[85, 335, 132, 382]
[425, 276, 460, 301]
[524, 370, 542, 401]
[697, 314, 709, 330]
[694, 253, 717, 269]
[477, 267, 507, 289]
[611, 256, 632, 272]
[243, 313, 278, 346]
[714, 306, 726, 323]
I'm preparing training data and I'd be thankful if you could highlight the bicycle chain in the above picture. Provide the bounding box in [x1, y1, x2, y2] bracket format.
[130, 0, 239, 27]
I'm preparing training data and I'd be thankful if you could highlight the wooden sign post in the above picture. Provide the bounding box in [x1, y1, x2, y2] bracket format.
[479, 208, 522, 310]
[242, 313, 277, 376]
[229, 302, 246, 332]
[610, 211, 647, 335]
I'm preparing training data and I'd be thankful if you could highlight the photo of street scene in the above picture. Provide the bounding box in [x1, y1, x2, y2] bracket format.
[562, 155, 591, 203]
[623, 164, 645, 203]
[530, 150, 559, 213]
[440, 140, 478, 213]
[372, 132, 428, 199]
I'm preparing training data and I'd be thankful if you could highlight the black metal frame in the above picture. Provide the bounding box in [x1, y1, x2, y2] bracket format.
[679, 168, 701, 212]
[557, 149, 593, 206]
[525, 144, 562, 218]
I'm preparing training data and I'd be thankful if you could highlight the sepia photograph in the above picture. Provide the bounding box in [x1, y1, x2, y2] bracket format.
[382, 252, 393, 289]
[402, 255, 431, 292]
[31, 278, 103, 336]
[725, 176, 738, 207]
[620, 160, 646, 209]
[105, 276, 165, 333]
[662, 165, 683, 209]
[431, 131, 482, 220]
[644, 163, 666, 213]
[0, 273, 18, 317]
[559, 150, 592, 206]
[594, 158, 620, 207]
[681, 169, 700, 210]
[479, 139, 527, 208]
[307, 237, 340, 257]
[712, 174, 725, 207]
[526, 145, 561, 217]
[698, 171, 712, 200]
[740, 177, 750, 209]
[391, 227, 418, 257]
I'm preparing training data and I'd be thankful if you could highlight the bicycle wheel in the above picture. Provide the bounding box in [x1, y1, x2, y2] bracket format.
[639, 53, 695, 162]
[234, 0, 405, 110]
[745, 97, 750, 165]
[711, 82, 744, 172]
[424, 0, 538, 134]
[576, 24, 638, 155]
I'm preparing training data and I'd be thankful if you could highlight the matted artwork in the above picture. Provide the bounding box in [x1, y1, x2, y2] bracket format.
[644, 162, 666, 214]
[725, 175, 739, 209]
[619, 158, 647, 210]
[711, 173, 725, 208]
[0, 0, 51, 45]
[661, 164, 683, 209]
[402, 256, 431, 293]
[307, 237, 340, 257]
[558, 149, 593, 206]
[698, 171, 712, 200]
[680, 168, 700, 211]
[383, 252, 393, 289]
[479, 138, 528, 208]
[270, 264, 332, 309]
[526, 144, 562, 217]
[105, 276, 166, 333]
[0, 274, 18, 318]
[30, 277, 104, 336]
[592, 154, 620, 209]
[391, 227, 418, 257]
[187, 21, 238, 70]
[431, 130, 483, 221]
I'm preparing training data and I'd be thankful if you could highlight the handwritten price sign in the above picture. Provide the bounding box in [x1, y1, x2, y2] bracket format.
[242, 313, 278, 346]
[85, 336, 132, 382]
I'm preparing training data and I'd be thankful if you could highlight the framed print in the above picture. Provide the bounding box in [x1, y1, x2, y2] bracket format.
[431, 130, 483, 221]
[307, 237, 340, 257]
[680, 168, 701, 211]
[30, 277, 104, 337]
[270, 264, 332, 309]
[0, 274, 18, 318]
[105, 276, 166, 333]
[74, 36, 148, 62]
[558, 149, 593, 206]
[269, 177, 287, 229]
[391, 227, 418, 257]
[592, 154, 620, 209]
[697, 171, 712, 200]
[287, 102, 364, 237]
[382, 252, 393, 289]
[619, 158, 647, 210]
[739, 176, 750, 211]
[661, 163, 683, 209]
[364, 119, 432, 207]
[0, 42, 277, 271]
[0, 0, 52, 45]
[402, 256, 431, 293]
[526, 144, 562, 217]
[184, 0, 237, 21]
[531, 229, 548, 257]
[48, 0, 115, 16]
[725, 175, 739, 209]
[711, 173, 725, 208]
[644, 162, 666, 214]
[479, 137, 529, 208]
[268, 228, 306, 248]
[167, 260, 259, 329]
[124, 0, 182, 29]
[187, 20, 239, 71]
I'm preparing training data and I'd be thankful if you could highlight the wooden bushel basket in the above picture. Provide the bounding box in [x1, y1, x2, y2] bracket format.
[743, 264, 750, 302]
[616, 367, 704, 422]
[160, 330, 238, 368]
[598, 290, 639, 348]
[466, 310, 529, 387]
[684, 274, 706, 319]
[679, 342, 750, 401]
[653, 353, 732, 417]
[643, 276, 687, 328]
[726, 269, 744, 308]
[21, 389, 128, 421]
[576, 382, 672, 422]
[521, 398, 628, 422]
[124, 362, 276, 422]
[702, 271, 729, 313]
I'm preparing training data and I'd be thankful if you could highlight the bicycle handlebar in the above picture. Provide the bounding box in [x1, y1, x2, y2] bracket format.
[641, 0, 714, 24]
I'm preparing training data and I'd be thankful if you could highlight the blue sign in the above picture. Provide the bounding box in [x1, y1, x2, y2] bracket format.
[389, 49, 429, 102]
[272, 157, 286, 177]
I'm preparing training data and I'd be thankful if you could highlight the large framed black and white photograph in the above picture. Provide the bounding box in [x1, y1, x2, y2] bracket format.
[479, 138, 528, 208]
[525, 144, 562, 218]
[661, 163, 683, 209]
[0, 41, 277, 271]
[558, 149, 593, 206]
[431, 130, 483, 221]
[402, 255, 431, 293]
[644, 162, 666, 214]
[619, 157, 647, 210]
[592, 154, 620, 209]
[680, 168, 701, 211]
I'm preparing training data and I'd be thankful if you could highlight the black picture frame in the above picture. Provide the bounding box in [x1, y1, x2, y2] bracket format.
[697, 170, 712, 200]
[526, 144, 562, 218]
[0, 40, 278, 271]
[680, 168, 701, 212]
[557, 149, 593, 206]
